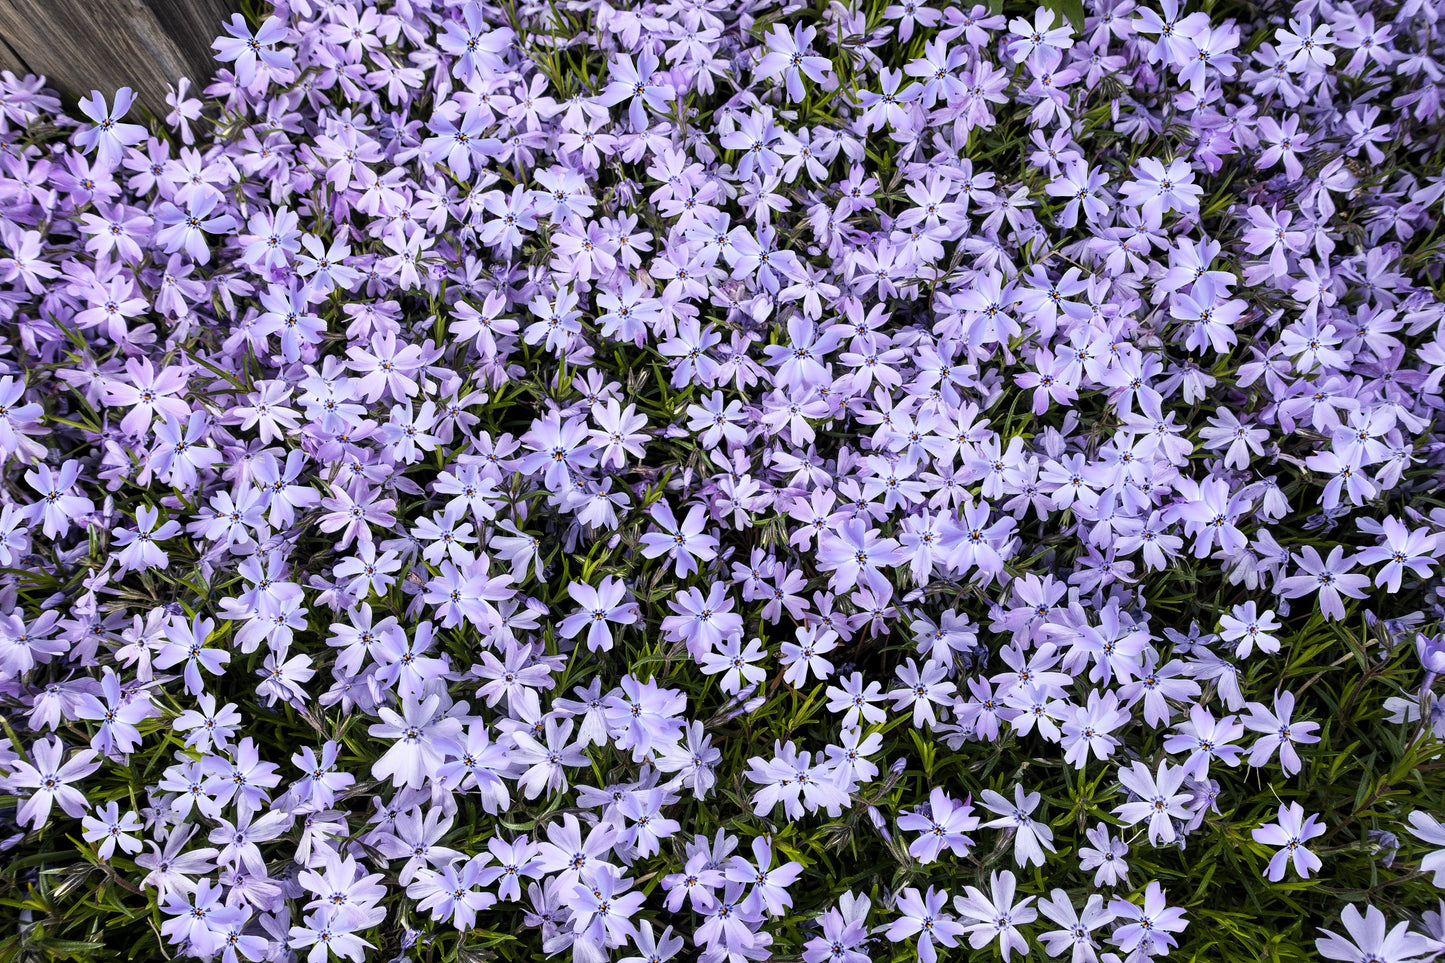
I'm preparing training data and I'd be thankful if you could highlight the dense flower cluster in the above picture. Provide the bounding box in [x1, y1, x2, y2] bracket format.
[0, 0, 1444, 960]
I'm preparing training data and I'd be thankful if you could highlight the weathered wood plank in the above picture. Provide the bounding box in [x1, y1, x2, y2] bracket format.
[0, 0, 234, 116]
[0, 31, 28, 77]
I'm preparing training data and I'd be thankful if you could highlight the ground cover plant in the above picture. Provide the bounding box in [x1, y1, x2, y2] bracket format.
[0, 0, 1444, 960]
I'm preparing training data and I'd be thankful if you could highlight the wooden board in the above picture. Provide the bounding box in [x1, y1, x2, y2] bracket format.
[0, 0, 235, 117]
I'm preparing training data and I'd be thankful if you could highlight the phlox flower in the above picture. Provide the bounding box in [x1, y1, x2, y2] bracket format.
[1252, 803, 1325, 881]
[640, 501, 719, 577]
[510, 717, 589, 799]
[1406, 812, 1445, 887]
[150, 411, 223, 492]
[1171, 277, 1245, 355]
[1305, 448, 1377, 511]
[598, 50, 675, 132]
[726, 835, 804, 916]
[1118, 157, 1202, 219]
[212, 14, 293, 87]
[421, 105, 500, 181]
[288, 909, 374, 963]
[1277, 545, 1371, 622]
[1037, 890, 1115, 963]
[824, 671, 888, 729]
[978, 784, 1056, 868]
[887, 886, 964, 963]
[699, 636, 768, 695]
[745, 740, 850, 820]
[661, 583, 744, 659]
[368, 693, 465, 790]
[535, 812, 620, 884]
[604, 675, 688, 762]
[952, 870, 1036, 961]
[1108, 882, 1188, 956]
[888, 658, 957, 729]
[817, 519, 903, 595]
[25, 459, 95, 539]
[472, 835, 544, 902]
[517, 412, 596, 491]
[855, 68, 918, 133]
[154, 191, 235, 264]
[239, 205, 301, 275]
[1218, 602, 1282, 658]
[1163, 703, 1245, 779]
[73, 88, 147, 170]
[1060, 690, 1128, 768]
[780, 626, 838, 688]
[3, 736, 101, 829]
[569, 864, 646, 952]
[897, 788, 979, 864]
[112, 505, 182, 573]
[81, 801, 144, 860]
[661, 851, 727, 913]
[1315, 904, 1439, 963]
[1354, 517, 1439, 593]
[755, 24, 833, 102]
[411, 856, 498, 930]
[695, 881, 768, 961]
[1078, 824, 1130, 887]
[153, 614, 230, 696]
[75, 667, 155, 757]
[159, 878, 234, 958]
[1275, 16, 1335, 71]
[1008, 7, 1074, 62]
[1114, 760, 1193, 845]
[1241, 690, 1320, 776]
[559, 576, 637, 652]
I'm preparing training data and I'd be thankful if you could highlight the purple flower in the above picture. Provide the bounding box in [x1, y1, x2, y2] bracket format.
[73, 88, 147, 170]
[557, 576, 636, 652]
[1119, 157, 1203, 219]
[212, 14, 293, 87]
[598, 50, 675, 131]
[1278, 545, 1372, 621]
[978, 784, 1056, 868]
[1114, 760, 1193, 845]
[725, 835, 804, 916]
[640, 500, 719, 577]
[897, 788, 979, 864]
[1253, 803, 1326, 881]
[368, 692, 465, 790]
[569, 864, 647, 947]
[437, 1, 512, 81]
[1242, 689, 1321, 777]
[412, 856, 498, 931]
[1355, 517, 1439, 593]
[755, 24, 833, 102]
[888, 657, 957, 729]
[3, 737, 101, 828]
[1315, 905, 1439, 963]
[153, 614, 230, 696]
[25, 460, 95, 539]
[75, 668, 155, 757]
[80, 801, 144, 860]
[288, 909, 375, 963]
[1108, 882, 1189, 956]
[509, 717, 588, 799]
[886, 885, 964, 963]
[603, 674, 687, 762]
[952, 870, 1036, 961]
[1078, 823, 1130, 887]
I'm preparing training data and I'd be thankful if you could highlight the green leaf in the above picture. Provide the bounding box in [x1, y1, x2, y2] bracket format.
[1046, 0, 1086, 33]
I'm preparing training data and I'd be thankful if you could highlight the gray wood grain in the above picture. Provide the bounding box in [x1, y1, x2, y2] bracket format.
[0, 0, 235, 116]
[0, 32, 28, 77]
